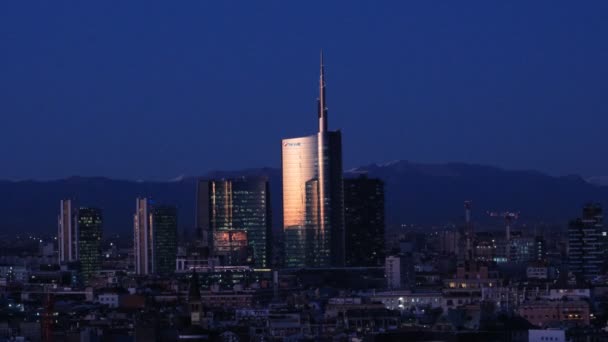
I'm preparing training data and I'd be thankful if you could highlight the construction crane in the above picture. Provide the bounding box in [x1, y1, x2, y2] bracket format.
[487, 211, 520, 241]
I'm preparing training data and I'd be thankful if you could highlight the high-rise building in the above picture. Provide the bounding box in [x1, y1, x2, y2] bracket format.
[385, 255, 415, 290]
[459, 201, 474, 262]
[58, 199, 78, 263]
[152, 205, 178, 276]
[568, 203, 603, 282]
[77, 207, 102, 281]
[344, 175, 385, 267]
[196, 178, 271, 267]
[133, 198, 178, 275]
[282, 52, 345, 268]
[134, 198, 152, 275]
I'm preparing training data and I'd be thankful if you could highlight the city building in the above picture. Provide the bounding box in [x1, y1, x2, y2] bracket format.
[152, 205, 178, 276]
[456, 201, 475, 263]
[134, 198, 152, 275]
[568, 203, 603, 282]
[343, 175, 385, 267]
[58, 199, 78, 263]
[282, 52, 345, 268]
[385, 255, 415, 290]
[528, 330, 565, 342]
[196, 177, 272, 267]
[133, 198, 178, 275]
[518, 300, 590, 327]
[77, 207, 102, 281]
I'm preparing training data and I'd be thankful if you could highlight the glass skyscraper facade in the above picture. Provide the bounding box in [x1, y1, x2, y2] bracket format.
[77, 207, 102, 281]
[568, 203, 603, 282]
[58, 199, 78, 263]
[134, 198, 178, 275]
[196, 178, 272, 268]
[344, 175, 385, 267]
[282, 53, 345, 268]
[151, 205, 178, 276]
[134, 198, 152, 275]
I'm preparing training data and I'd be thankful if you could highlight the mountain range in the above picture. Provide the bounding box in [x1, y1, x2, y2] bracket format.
[1, 161, 606, 236]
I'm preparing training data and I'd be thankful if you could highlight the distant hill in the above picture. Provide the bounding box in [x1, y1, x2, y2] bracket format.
[0, 161, 605, 236]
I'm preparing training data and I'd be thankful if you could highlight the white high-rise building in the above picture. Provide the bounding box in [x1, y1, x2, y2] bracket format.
[58, 199, 78, 263]
[134, 198, 152, 275]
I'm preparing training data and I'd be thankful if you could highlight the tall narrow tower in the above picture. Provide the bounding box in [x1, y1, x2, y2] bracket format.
[464, 201, 473, 261]
[282, 52, 345, 267]
[134, 198, 152, 275]
[318, 51, 328, 133]
[58, 199, 78, 263]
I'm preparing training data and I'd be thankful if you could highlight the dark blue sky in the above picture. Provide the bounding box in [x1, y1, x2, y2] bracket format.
[1, 1, 607, 180]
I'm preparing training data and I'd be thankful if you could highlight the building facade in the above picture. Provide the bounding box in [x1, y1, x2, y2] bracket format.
[344, 175, 385, 267]
[282, 53, 344, 268]
[77, 207, 102, 281]
[568, 203, 603, 282]
[196, 178, 272, 268]
[58, 199, 78, 263]
[134, 198, 152, 275]
[385, 255, 415, 290]
[151, 205, 178, 276]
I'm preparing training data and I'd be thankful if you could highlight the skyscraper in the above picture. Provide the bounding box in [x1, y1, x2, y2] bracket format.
[134, 198, 152, 275]
[568, 203, 603, 282]
[344, 175, 385, 267]
[77, 207, 102, 281]
[196, 178, 272, 267]
[152, 205, 178, 276]
[282, 52, 345, 268]
[134, 198, 178, 275]
[58, 199, 78, 263]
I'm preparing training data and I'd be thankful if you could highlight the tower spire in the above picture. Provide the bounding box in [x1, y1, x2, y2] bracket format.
[318, 50, 328, 132]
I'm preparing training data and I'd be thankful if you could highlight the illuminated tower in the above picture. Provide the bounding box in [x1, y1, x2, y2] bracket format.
[77, 207, 102, 281]
[133, 198, 177, 275]
[196, 178, 271, 267]
[282, 52, 345, 267]
[58, 199, 78, 263]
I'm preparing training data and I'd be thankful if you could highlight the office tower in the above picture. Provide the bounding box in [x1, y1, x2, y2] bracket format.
[282, 52, 345, 268]
[134, 198, 178, 275]
[152, 205, 178, 276]
[463, 201, 474, 261]
[344, 175, 385, 266]
[77, 207, 102, 281]
[568, 203, 603, 282]
[134, 198, 152, 275]
[196, 178, 271, 267]
[58, 199, 78, 263]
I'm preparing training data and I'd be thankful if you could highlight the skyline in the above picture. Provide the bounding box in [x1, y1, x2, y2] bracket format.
[1, 1, 608, 180]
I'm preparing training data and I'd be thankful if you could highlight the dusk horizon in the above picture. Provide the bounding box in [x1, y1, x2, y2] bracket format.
[2, 2, 608, 181]
[1, 2, 607, 341]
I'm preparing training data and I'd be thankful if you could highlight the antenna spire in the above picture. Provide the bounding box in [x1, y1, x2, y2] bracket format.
[318, 50, 328, 132]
